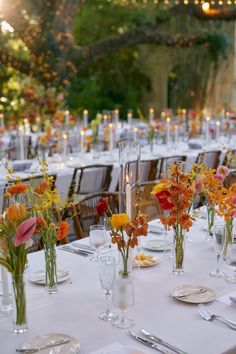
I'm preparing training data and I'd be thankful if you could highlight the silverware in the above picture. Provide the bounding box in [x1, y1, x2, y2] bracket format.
[63, 245, 93, 255]
[16, 338, 70, 352]
[197, 304, 236, 330]
[141, 329, 188, 354]
[129, 331, 172, 354]
[229, 296, 236, 304]
[72, 243, 94, 252]
[60, 246, 91, 256]
[173, 288, 206, 299]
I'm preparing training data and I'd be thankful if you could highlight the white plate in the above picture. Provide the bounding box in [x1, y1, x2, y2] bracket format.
[134, 254, 160, 268]
[142, 239, 172, 251]
[171, 284, 216, 304]
[28, 269, 69, 285]
[20, 333, 80, 353]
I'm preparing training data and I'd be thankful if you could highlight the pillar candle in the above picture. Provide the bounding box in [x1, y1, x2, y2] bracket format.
[83, 110, 88, 127]
[133, 127, 138, 141]
[114, 109, 119, 131]
[109, 123, 113, 152]
[166, 117, 171, 144]
[19, 126, 24, 160]
[127, 111, 132, 126]
[149, 108, 154, 124]
[62, 133, 67, 159]
[174, 125, 178, 144]
[216, 121, 220, 141]
[126, 175, 132, 218]
[0, 114, 4, 128]
[205, 116, 210, 143]
[80, 130, 84, 153]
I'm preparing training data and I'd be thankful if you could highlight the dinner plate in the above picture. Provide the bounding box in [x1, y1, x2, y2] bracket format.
[28, 269, 69, 285]
[142, 239, 172, 251]
[134, 254, 160, 267]
[170, 284, 216, 304]
[20, 333, 80, 353]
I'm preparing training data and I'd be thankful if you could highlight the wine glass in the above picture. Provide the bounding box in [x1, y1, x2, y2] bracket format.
[209, 224, 226, 278]
[89, 225, 106, 262]
[99, 256, 117, 321]
[225, 242, 236, 283]
[111, 276, 135, 329]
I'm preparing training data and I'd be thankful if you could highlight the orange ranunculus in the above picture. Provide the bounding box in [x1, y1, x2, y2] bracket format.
[35, 217, 46, 233]
[34, 180, 49, 195]
[111, 214, 129, 229]
[57, 220, 70, 241]
[7, 204, 27, 223]
[6, 183, 28, 196]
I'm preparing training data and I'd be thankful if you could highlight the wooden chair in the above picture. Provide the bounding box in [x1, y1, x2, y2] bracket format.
[158, 155, 187, 178]
[196, 150, 221, 169]
[224, 170, 236, 188]
[130, 182, 163, 221]
[68, 164, 113, 199]
[71, 192, 119, 239]
[126, 159, 159, 184]
[223, 150, 236, 169]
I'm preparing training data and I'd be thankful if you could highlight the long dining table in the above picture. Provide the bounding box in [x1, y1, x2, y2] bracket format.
[0, 218, 236, 354]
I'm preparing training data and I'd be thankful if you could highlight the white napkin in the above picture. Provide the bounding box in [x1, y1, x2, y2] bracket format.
[217, 290, 236, 306]
[89, 342, 150, 354]
[148, 220, 164, 234]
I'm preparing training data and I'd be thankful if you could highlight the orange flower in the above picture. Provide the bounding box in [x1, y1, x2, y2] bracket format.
[6, 183, 28, 196]
[7, 204, 27, 223]
[57, 220, 70, 241]
[34, 180, 49, 195]
[35, 217, 46, 233]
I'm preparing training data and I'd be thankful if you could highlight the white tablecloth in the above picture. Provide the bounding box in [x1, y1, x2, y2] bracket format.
[0, 219, 236, 354]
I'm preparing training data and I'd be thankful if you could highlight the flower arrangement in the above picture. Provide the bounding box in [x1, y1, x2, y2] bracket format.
[96, 198, 148, 277]
[153, 163, 195, 272]
[90, 114, 102, 144]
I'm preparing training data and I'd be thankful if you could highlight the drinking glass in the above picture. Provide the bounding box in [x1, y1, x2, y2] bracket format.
[225, 242, 236, 283]
[99, 256, 117, 321]
[89, 225, 106, 262]
[209, 224, 225, 278]
[111, 276, 135, 329]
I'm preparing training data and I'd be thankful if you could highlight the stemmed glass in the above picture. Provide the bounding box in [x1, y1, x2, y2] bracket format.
[111, 276, 135, 329]
[89, 225, 106, 262]
[99, 256, 117, 321]
[225, 242, 236, 283]
[209, 224, 226, 278]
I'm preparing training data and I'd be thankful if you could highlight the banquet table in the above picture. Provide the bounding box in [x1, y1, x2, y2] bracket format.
[0, 219, 236, 354]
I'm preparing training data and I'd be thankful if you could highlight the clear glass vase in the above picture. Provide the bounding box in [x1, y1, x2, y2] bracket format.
[12, 273, 27, 334]
[206, 204, 215, 241]
[44, 244, 57, 294]
[173, 228, 185, 274]
[223, 218, 233, 259]
[118, 249, 133, 279]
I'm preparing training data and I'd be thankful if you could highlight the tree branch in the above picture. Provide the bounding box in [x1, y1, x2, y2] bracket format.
[67, 27, 212, 66]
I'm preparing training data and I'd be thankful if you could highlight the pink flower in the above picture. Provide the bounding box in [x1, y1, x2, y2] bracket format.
[214, 174, 224, 184]
[229, 209, 236, 217]
[216, 166, 229, 178]
[195, 179, 203, 194]
[232, 195, 236, 207]
[15, 217, 36, 247]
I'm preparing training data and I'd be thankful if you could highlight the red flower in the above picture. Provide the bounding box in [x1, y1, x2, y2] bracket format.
[95, 199, 108, 216]
[155, 191, 174, 211]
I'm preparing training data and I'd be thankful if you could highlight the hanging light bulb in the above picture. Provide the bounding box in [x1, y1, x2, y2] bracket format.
[202, 2, 210, 11]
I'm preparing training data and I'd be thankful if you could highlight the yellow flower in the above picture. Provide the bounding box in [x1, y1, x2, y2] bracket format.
[111, 214, 129, 229]
[152, 182, 168, 195]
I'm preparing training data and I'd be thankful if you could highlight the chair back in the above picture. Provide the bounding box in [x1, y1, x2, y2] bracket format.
[126, 159, 159, 184]
[196, 150, 221, 169]
[69, 164, 113, 198]
[223, 150, 236, 168]
[72, 192, 119, 238]
[224, 170, 236, 188]
[158, 155, 187, 178]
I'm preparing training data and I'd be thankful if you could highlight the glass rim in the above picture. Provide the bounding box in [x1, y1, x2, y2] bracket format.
[90, 224, 105, 229]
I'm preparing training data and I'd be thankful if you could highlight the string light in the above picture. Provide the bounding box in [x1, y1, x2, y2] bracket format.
[202, 2, 210, 10]
[111, 0, 236, 5]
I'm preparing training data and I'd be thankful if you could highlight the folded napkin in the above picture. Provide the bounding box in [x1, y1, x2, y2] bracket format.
[89, 342, 150, 354]
[217, 291, 236, 306]
[148, 220, 164, 234]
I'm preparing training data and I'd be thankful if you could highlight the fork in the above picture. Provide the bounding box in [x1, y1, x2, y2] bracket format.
[197, 304, 236, 330]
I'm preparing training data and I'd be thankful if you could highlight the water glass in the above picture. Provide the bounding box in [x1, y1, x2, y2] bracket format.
[111, 276, 135, 329]
[89, 225, 106, 262]
[99, 256, 117, 321]
[225, 242, 236, 283]
[209, 224, 225, 278]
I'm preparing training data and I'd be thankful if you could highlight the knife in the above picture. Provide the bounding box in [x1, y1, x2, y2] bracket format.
[60, 247, 90, 257]
[16, 338, 70, 352]
[141, 329, 188, 354]
[129, 331, 172, 354]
